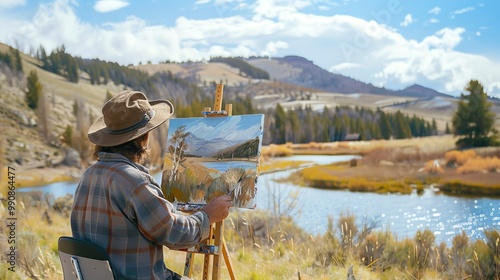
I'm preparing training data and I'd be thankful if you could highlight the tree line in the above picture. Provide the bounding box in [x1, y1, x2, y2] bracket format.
[0, 46, 23, 74]
[265, 104, 438, 144]
[209, 56, 270, 80]
[36, 45, 79, 83]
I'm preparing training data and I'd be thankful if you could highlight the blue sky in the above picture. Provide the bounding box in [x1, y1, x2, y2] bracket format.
[0, 0, 499, 97]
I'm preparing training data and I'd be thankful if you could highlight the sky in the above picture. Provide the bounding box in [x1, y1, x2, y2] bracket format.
[0, 0, 499, 98]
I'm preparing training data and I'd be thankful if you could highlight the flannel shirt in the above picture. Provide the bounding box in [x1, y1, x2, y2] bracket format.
[71, 152, 210, 280]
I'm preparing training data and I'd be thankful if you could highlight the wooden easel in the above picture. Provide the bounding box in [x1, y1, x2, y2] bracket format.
[182, 83, 235, 280]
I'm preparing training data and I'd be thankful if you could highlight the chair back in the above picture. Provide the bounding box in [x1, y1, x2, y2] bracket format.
[58, 236, 114, 280]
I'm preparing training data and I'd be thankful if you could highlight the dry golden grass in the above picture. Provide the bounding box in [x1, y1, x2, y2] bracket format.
[442, 149, 500, 175]
[1, 192, 500, 279]
[445, 150, 477, 166]
[457, 156, 500, 174]
[261, 144, 294, 158]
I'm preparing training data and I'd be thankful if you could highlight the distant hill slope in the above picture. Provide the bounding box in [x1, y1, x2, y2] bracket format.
[248, 55, 450, 99]
[400, 84, 451, 99]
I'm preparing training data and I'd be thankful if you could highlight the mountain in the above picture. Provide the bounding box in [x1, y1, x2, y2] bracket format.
[184, 133, 244, 158]
[247, 55, 450, 99]
[400, 84, 451, 99]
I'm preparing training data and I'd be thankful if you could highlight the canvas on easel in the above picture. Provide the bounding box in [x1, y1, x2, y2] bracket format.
[161, 114, 264, 209]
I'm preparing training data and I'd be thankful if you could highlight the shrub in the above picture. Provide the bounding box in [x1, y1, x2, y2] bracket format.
[358, 231, 392, 267]
[414, 229, 435, 270]
[456, 156, 500, 174]
[52, 194, 74, 216]
[468, 239, 498, 279]
[449, 231, 470, 278]
[444, 150, 476, 167]
[338, 212, 358, 254]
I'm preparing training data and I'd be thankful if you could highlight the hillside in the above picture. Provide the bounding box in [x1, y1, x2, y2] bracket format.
[0, 43, 124, 176]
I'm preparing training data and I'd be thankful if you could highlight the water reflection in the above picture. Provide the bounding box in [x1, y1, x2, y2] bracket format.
[19, 155, 500, 246]
[256, 166, 500, 246]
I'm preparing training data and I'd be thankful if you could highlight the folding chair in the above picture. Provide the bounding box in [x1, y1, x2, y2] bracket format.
[58, 236, 114, 280]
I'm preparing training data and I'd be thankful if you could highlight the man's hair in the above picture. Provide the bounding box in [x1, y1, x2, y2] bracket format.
[93, 134, 150, 163]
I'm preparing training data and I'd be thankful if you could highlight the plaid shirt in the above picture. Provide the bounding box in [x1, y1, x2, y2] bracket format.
[71, 152, 210, 280]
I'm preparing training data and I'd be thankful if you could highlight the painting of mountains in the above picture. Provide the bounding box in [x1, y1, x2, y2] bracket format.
[161, 114, 265, 209]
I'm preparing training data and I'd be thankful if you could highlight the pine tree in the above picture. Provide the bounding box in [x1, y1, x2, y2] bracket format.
[378, 110, 392, 139]
[445, 122, 451, 134]
[67, 57, 79, 83]
[452, 80, 498, 147]
[26, 70, 42, 109]
[273, 103, 286, 144]
[12, 47, 23, 73]
[432, 119, 438, 135]
[393, 111, 411, 139]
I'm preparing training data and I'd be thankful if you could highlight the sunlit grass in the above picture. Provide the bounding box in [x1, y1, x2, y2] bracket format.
[298, 164, 414, 194]
[258, 159, 311, 174]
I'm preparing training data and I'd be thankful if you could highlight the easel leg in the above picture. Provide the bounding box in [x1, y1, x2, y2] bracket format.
[203, 223, 215, 279]
[212, 221, 223, 280]
[222, 238, 235, 280]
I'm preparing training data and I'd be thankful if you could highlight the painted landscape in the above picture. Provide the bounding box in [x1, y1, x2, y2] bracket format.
[161, 114, 265, 209]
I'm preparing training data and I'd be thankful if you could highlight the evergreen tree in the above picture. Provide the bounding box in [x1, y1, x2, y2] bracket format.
[378, 110, 392, 139]
[38, 45, 48, 68]
[393, 111, 411, 139]
[273, 103, 287, 144]
[12, 47, 23, 73]
[67, 57, 79, 83]
[432, 119, 438, 135]
[452, 80, 498, 147]
[445, 122, 451, 134]
[26, 70, 42, 109]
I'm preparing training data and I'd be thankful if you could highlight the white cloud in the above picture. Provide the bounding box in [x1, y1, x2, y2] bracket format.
[429, 18, 439, 24]
[400, 14, 414, 27]
[330, 62, 360, 72]
[263, 40, 288, 56]
[452, 6, 474, 15]
[195, 0, 212, 4]
[428, 6, 441, 15]
[0, 0, 499, 98]
[0, 0, 26, 8]
[94, 0, 129, 13]
[252, 0, 313, 20]
[476, 31, 481, 36]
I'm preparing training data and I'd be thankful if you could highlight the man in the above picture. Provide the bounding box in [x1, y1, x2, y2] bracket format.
[70, 90, 232, 279]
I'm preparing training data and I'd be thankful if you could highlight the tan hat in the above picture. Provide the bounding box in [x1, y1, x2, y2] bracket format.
[88, 90, 174, 147]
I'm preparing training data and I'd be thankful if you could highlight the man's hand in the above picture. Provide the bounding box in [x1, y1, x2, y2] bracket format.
[202, 195, 233, 224]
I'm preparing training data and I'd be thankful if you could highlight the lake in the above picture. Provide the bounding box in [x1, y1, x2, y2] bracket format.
[20, 155, 500, 245]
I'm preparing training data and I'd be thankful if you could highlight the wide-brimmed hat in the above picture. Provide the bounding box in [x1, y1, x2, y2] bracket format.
[88, 90, 174, 147]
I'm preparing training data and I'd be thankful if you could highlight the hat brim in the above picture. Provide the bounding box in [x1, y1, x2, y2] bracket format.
[88, 99, 174, 147]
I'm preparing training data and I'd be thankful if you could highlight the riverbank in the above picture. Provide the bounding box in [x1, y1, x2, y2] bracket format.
[262, 135, 500, 196]
[0, 165, 81, 189]
[3, 135, 499, 196]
